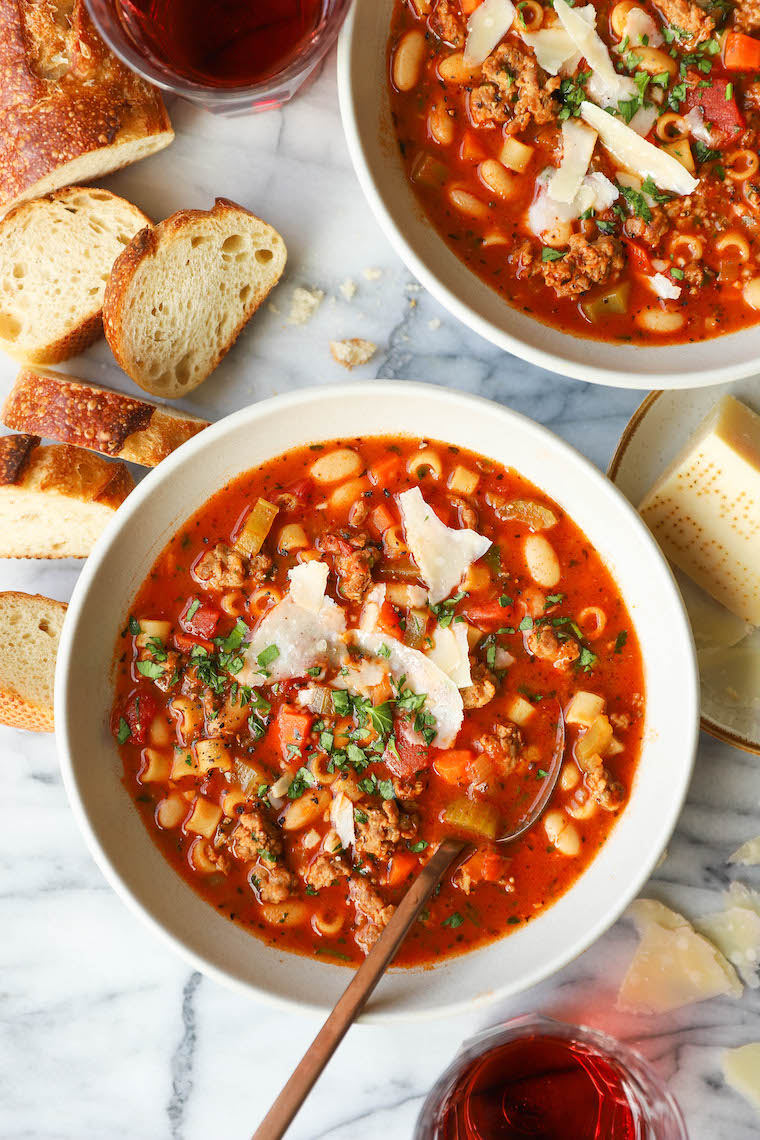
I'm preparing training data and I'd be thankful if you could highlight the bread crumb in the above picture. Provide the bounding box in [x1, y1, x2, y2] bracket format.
[429, 318, 441, 330]
[406, 282, 422, 293]
[288, 286, 324, 325]
[339, 278, 357, 301]
[269, 302, 280, 314]
[363, 268, 382, 281]
[330, 338, 377, 370]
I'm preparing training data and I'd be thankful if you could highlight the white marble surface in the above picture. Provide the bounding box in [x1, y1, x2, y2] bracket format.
[1, 47, 759, 1140]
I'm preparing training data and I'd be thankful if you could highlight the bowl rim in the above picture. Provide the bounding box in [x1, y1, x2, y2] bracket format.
[336, 0, 760, 391]
[54, 380, 700, 1021]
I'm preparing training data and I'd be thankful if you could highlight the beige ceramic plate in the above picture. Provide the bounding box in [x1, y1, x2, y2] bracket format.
[609, 381, 760, 754]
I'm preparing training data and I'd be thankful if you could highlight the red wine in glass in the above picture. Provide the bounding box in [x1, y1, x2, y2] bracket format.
[115, 0, 323, 87]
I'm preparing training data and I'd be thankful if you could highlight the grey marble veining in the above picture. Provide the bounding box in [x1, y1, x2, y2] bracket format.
[1, 49, 759, 1140]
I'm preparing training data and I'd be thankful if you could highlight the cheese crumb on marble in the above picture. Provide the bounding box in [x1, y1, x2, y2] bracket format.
[723, 1043, 760, 1115]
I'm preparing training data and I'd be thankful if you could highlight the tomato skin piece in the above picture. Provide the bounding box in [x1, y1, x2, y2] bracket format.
[384, 715, 430, 778]
[624, 239, 654, 275]
[181, 599, 222, 639]
[118, 689, 158, 744]
[685, 78, 745, 144]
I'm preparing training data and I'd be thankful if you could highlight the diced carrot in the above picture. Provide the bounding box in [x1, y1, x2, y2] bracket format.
[462, 600, 509, 626]
[377, 601, 404, 639]
[386, 851, 419, 888]
[368, 455, 403, 488]
[463, 846, 509, 883]
[461, 131, 487, 162]
[725, 31, 760, 71]
[461, 0, 482, 13]
[434, 749, 475, 785]
[273, 705, 313, 761]
[369, 502, 396, 536]
[371, 673, 394, 706]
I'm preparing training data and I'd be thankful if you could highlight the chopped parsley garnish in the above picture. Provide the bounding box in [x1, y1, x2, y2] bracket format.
[429, 591, 466, 629]
[354, 809, 368, 824]
[614, 630, 629, 653]
[442, 912, 465, 929]
[409, 839, 429, 852]
[136, 659, 164, 680]
[256, 643, 279, 674]
[217, 617, 249, 654]
[288, 767, 316, 799]
[557, 71, 590, 120]
[378, 643, 391, 659]
[541, 247, 566, 262]
[537, 768, 549, 779]
[671, 267, 684, 280]
[578, 645, 598, 673]
[116, 716, 131, 744]
[499, 594, 513, 607]
[332, 689, 351, 716]
[545, 593, 564, 606]
[368, 701, 393, 737]
[518, 615, 534, 632]
[694, 140, 721, 164]
[641, 176, 672, 205]
[129, 616, 140, 636]
[617, 183, 652, 222]
[186, 598, 201, 621]
[306, 665, 321, 677]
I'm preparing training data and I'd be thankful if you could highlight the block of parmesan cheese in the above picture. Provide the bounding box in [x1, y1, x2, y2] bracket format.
[638, 395, 760, 625]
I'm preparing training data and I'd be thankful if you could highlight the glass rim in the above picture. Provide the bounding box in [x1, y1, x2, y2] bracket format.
[83, 0, 353, 103]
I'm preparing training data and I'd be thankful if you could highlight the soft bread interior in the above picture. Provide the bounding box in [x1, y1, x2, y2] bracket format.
[0, 188, 149, 358]
[117, 215, 286, 397]
[0, 487, 119, 557]
[0, 594, 65, 711]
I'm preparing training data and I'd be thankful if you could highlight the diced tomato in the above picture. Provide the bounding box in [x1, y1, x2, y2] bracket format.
[433, 749, 475, 785]
[385, 851, 420, 888]
[286, 478, 312, 505]
[462, 846, 510, 884]
[272, 705, 313, 762]
[181, 599, 222, 639]
[384, 715, 430, 778]
[684, 77, 744, 145]
[368, 455, 403, 488]
[173, 631, 214, 655]
[724, 31, 760, 71]
[461, 600, 509, 626]
[624, 238, 654, 275]
[377, 601, 404, 639]
[369, 502, 396, 536]
[118, 689, 158, 745]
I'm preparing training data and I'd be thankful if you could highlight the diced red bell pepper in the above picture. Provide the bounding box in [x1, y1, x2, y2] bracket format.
[685, 77, 745, 145]
[181, 599, 222, 639]
[384, 715, 430, 778]
[174, 631, 214, 655]
[117, 689, 158, 745]
[724, 31, 760, 72]
[624, 238, 654, 275]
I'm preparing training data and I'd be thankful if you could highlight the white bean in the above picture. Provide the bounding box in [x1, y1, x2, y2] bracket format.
[524, 534, 561, 588]
[544, 810, 581, 855]
[310, 448, 363, 484]
[393, 30, 426, 91]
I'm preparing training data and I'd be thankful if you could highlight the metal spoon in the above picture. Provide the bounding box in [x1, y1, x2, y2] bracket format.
[252, 711, 565, 1140]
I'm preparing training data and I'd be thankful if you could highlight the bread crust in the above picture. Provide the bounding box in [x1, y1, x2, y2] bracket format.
[103, 198, 287, 397]
[3, 367, 209, 466]
[0, 0, 173, 213]
[0, 433, 135, 506]
[0, 591, 67, 732]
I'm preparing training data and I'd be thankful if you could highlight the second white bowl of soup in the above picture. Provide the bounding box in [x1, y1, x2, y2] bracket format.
[338, 0, 760, 388]
[55, 382, 698, 1018]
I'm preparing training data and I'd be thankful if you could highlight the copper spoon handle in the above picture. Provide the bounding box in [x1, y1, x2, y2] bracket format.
[251, 835, 468, 1140]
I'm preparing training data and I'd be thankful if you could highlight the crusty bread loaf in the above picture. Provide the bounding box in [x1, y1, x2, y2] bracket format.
[3, 367, 210, 466]
[0, 433, 134, 558]
[0, 591, 66, 731]
[103, 198, 287, 398]
[0, 0, 173, 215]
[0, 187, 151, 365]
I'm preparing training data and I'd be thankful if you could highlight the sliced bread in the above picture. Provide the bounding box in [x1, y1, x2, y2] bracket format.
[0, 0, 173, 215]
[0, 592, 67, 732]
[0, 187, 151, 365]
[0, 433, 134, 558]
[103, 198, 287, 398]
[3, 367, 210, 467]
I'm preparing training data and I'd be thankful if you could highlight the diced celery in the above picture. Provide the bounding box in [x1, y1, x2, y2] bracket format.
[235, 497, 278, 556]
[495, 499, 557, 530]
[404, 607, 429, 649]
[443, 796, 500, 839]
[411, 153, 449, 188]
[581, 281, 631, 323]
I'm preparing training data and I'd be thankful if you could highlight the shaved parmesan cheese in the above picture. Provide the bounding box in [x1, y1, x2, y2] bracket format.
[617, 899, 742, 1013]
[240, 594, 347, 686]
[684, 106, 714, 146]
[520, 5, 595, 74]
[332, 658, 388, 694]
[548, 121, 598, 204]
[426, 623, 473, 688]
[288, 560, 329, 613]
[398, 487, 491, 605]
[353, 629, 463, 748]
[464, 0, 516, 65]
[723, 1043, 760, 1114]
[629, 104, 658, 138]
[728, 880, 760, 916]
[359, 583, 386, 632]
[554, 0, 636, 106]
[577, 171, 619, 213]
[529, 170, 618, 237]
[580, 100, 699, 194]
[621, 6, 663, 46]
[330, 791, 355, 849]
[697, 907, 760, 988]
[729, 836, 760, 865]
[647, 273, 682, 299]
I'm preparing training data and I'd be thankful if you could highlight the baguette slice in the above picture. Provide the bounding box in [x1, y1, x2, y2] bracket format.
[3, 367, 210, 467]
[0, 187, 151, 365]
[104, 198, 287, 398]
[0, 434, 134, 558]
[0, 0, 173, 215]
[0, 592, 67, 732]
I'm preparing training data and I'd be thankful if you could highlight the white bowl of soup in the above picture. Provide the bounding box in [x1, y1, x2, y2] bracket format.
[55, 382, 698, 1019]
[338, 0, 760, 388]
